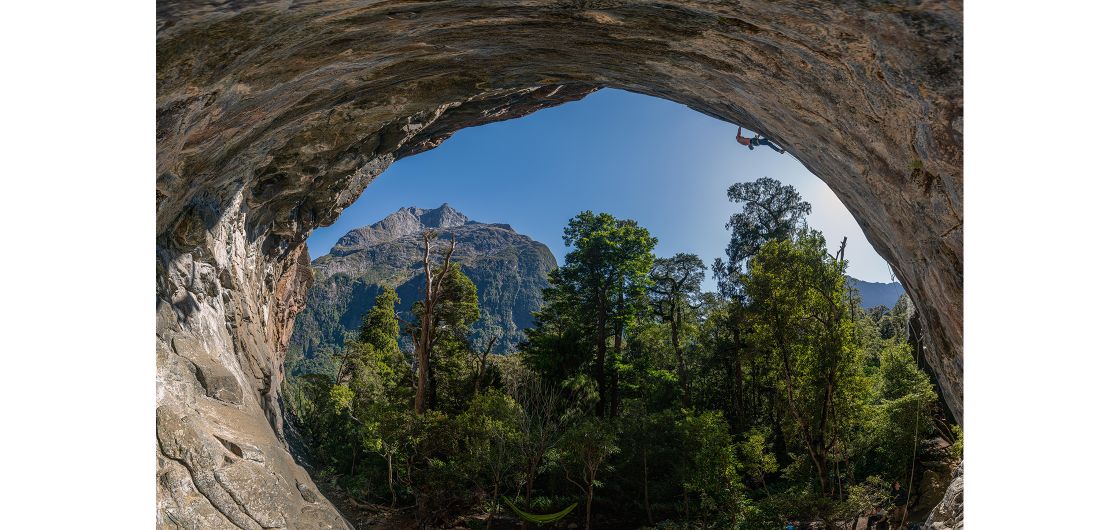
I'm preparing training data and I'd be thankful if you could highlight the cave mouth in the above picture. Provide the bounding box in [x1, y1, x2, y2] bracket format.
[281, 89, 952, 526]
[156, 2, 960, 528]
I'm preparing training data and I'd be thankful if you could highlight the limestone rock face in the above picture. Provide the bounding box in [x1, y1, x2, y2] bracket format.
[156, 1, 962, 527]
[923, 464, 964, 530]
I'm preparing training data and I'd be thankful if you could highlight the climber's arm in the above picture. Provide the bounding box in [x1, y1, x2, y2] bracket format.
[735, 126, 750, 146]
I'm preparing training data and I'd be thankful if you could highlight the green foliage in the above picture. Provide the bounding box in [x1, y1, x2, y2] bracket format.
[950, 424, 964, 460]
[455, 391, 525, 522]
[740, 428, 779, 485]
[285, 206, 957, 529]
[329, 384, 355, 413]
[861, 340, 938, 478]
[559, 417, 620, 490]
[541, 211, 657, 415]
[359, 289, 402, 352]
[743, 229, 867, 495]
[715, 177, 812, 298]
[837, 475, 892, 521]
[675, 410, 745, 523]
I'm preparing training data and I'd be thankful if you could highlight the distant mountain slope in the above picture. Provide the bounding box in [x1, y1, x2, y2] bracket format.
[846, 276, 907, 309]
[289, 204, 557, 375]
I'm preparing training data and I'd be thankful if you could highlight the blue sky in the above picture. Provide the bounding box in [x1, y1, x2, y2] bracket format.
[307, 89, 894, 289]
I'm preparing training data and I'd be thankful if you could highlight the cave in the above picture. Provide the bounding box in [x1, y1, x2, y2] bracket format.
[156, 2, 962, 528]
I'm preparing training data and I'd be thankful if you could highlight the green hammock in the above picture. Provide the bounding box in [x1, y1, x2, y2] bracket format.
[501, 496, 578, 525]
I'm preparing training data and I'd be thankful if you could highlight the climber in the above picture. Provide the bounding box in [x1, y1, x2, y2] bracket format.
[735, 126, 785, 154]
[867, 505, 886, 529]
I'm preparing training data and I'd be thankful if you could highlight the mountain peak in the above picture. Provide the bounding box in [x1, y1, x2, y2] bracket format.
[417, 203, 468, 229]
[330, 204, 471, 254]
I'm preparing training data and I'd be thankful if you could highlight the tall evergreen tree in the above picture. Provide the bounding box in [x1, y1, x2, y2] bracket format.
[743, 229, 864, 497]
[409, 261, 480, 413]
[545, 211, 656, 416]
[649, 253, 706, 406]
[714, 177, 813, 433]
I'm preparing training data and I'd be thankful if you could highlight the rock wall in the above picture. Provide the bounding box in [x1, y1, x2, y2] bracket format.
[924, 463, 965, 529]
[156, 1, 962, 528]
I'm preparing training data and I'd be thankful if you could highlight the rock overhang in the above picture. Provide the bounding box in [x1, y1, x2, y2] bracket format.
[156, 2, 962, 527]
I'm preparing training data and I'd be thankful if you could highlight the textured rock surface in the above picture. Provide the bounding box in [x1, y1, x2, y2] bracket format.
[156, 1, 962, 527]
[923, 463, 964, 530]
[289, 204, 557, 372]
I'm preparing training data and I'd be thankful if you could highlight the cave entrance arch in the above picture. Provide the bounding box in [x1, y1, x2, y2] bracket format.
[156, 2, 961, 527]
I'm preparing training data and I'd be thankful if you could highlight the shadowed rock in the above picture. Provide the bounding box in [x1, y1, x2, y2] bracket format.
[192, 356, 244, 405]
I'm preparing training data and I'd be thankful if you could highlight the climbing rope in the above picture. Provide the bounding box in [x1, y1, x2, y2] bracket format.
[899, 391, 922, 528]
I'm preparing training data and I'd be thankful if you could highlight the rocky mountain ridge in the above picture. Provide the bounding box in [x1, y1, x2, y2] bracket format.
[289, 205, 557, 374]
[847, 277, 907, 309]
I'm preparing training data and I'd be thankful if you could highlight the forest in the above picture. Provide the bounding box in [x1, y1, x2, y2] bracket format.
[282, 178, 961, 530]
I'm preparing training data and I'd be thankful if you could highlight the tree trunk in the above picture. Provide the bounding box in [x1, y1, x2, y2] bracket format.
[809, 448, 830, 496]
[414, 347, 429, 413]
[733, 353, 744, 425]
[415, 239, 434, 414]
[730, 324, 745, 433]
[670, 301, 691, 407]
[487, 482, 499, 530]
[611, 291, 622, 418]
[683, 489, 690, 524]
[414, 233, 455, 414]
[428, 359, 438, 412]
[387, 454, 397, 508]
[526, 458, 537, 504]
[768, 400, 792, 468]
[585, 483, 594, 530]
[595, 292, 607, 417]
[350, 435, 359, 475]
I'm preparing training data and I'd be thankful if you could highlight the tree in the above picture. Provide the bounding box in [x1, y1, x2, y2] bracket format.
[508, 375, 563, 506]
[739, 428, 778, 498]
[347, 290, 412, 505]
[723, 177, 812, 271]
[559, 417, 619, 530]
[392, 410, 457, 525]
[743, 229, 865, 497]
[419, 262, 481, 413]
[866, 340, 937, 481]
[521, 278, 590, 385]
[649, 253, 706, 406]
[403, 231, 480, 413]
[456, 390, 524, 530]
[675, 410, 745, 526]
[408, 230, 457, 414]
[330, 289, 411, 480]
[714, 177, 812, 434]
[469, 317, 504, 396]
[547, 212, 655, 417]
